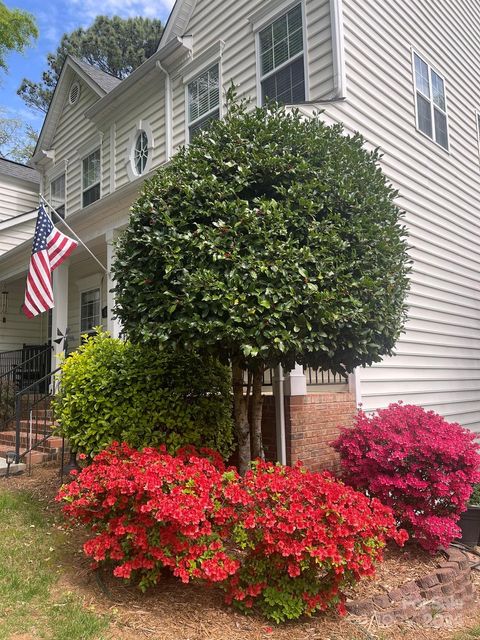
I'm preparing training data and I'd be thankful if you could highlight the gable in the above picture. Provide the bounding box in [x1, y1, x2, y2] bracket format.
[32, 57, 108, 165]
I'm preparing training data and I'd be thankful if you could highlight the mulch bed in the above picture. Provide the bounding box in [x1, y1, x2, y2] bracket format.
[3, 463, 480, 640]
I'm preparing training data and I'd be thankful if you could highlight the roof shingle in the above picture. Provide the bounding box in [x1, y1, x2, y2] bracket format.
[0, 158, 39, 183]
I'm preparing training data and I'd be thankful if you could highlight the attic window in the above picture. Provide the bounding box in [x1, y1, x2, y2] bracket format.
[69, 82, 81, 105]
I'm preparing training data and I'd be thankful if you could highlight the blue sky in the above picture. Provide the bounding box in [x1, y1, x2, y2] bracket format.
[0, 0, 175, 133]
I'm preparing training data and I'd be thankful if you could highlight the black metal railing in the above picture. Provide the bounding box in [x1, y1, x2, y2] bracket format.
[0, 345, 52, 431]
[14, 366, 61, 463]
[252, 367, 348, 387]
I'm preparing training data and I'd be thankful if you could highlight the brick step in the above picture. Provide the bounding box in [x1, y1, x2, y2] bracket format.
[8, 420, 59, 430]
[0, 430, 63, 451]
[0, 443, 50, 465]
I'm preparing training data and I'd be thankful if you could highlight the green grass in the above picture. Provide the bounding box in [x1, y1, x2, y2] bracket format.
[454, 625, 480, 639]
[0, 488, 108, 640]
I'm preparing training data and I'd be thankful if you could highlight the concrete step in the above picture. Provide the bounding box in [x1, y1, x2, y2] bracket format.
[0, 430, 63, 451]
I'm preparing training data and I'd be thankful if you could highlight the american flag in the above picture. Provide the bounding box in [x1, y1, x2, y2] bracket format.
[22, 206, 78, 319]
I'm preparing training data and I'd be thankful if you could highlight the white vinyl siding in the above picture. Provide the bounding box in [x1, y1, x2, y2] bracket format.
[321, 0, 480, 432]
[172, 0, 335, 151]
[52, 76, 99, 217]
[114, 82, 166, 190]
[0, 175, 38, 255]
[0, 275, 46, 352]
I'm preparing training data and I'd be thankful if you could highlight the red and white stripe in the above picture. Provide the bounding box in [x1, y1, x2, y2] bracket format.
[22, 224, 77, 319]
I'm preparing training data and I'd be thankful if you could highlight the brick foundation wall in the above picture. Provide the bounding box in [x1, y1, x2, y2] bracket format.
[261, 391, 357, 472]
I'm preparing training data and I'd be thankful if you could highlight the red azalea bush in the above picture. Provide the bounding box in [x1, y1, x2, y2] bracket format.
[57, 443, 407, 623]
[332, 403, 480, 552]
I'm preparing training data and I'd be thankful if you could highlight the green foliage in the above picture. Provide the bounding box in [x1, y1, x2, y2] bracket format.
[0, 2, 37, 72]
[470, 484, 480, 506]
[0, 109, 37, 162]
[113, 97, 410, 375]
[18, 15, 163, 113]
[0, 375, 14, 424]
[53, 330, 234, 459]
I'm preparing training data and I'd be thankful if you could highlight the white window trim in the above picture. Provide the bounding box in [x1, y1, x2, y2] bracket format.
[254, 1, 309, 107]
[81, 146, 101, 209]
[77, 286, 103, 336]
[411, 48, 450, 153]
[184, 61, 223, 144]
[126, 120, 155, 181]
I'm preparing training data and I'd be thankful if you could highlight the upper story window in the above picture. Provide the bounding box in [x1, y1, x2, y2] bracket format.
[50, 173, 65, 219]
[413, 52, 448, 150]
[80, 288, 100, 333]
[82, 148, 100, 208]
[259, 4, 305, 105]
[187, 64, 220, 139]
[134, 130, 149, 175]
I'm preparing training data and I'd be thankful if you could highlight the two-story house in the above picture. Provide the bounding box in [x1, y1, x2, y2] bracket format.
[1, 0, 479, 463]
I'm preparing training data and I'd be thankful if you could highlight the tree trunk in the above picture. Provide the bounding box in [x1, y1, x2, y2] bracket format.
[251, 366, 265, 461]
[232, 360, 251, 476]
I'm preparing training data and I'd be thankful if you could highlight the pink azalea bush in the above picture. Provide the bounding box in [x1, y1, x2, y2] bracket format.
[332, 403, 480, 552]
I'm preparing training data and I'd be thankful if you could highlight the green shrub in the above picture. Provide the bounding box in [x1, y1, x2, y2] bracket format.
[53, 330, 234, 459]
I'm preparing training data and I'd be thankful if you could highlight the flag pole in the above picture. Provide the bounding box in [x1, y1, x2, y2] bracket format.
[39, 194, 108, 274]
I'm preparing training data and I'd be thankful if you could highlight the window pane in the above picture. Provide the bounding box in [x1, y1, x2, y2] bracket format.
[81, 289, 100, 332]
[134, 130, 149, 175]
[434, 108, 448, 149]
[188, 64, 220, 125]
[82, 183, 100, 208]
[416, 92, 433, 138]
[414, 53, 430, 97]
[189, 109, 220, 139]
[83, 149, 100, 189]
[431, 70, 445, 110]
[259, 5, 303, 76]
[51, 174, 65, 217]
[262, 56, 305, 105]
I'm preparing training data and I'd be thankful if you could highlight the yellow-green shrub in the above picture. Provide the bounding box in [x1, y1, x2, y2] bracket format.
[53, 330, 234, 459]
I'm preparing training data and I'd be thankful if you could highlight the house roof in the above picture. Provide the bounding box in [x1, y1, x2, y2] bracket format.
[70, 57, 121, 94]
[0, 158, 40, 184]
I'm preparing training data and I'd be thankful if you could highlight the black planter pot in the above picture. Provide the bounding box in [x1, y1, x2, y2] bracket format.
[458, 505, 480, 547]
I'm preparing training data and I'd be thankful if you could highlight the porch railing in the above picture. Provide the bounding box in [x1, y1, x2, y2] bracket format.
[0, 345, 52, 431]
[250, 367, 349, 388]
[14, 366, 61, 463]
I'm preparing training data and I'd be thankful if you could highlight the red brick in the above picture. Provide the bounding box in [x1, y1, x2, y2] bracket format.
[437, 569, 455, 584]
[417, 573, 439, 589]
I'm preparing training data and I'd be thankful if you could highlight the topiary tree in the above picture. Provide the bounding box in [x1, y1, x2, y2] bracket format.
[112, 97, 410, 474]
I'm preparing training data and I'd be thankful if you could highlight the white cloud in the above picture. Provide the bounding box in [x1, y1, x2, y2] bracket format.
[70, 0, 175, 22]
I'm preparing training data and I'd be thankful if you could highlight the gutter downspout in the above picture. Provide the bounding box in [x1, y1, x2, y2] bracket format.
[274, 365, 287, 465]
[156, 61, 173, 161]
[330, 0, 347, 99]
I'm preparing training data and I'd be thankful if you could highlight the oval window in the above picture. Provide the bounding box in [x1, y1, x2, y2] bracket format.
[134, 130, 149, 175]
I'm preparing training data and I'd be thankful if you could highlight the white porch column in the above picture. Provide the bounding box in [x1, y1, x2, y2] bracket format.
[51, 259, 69, 366]
[106, 229, 122, 339]
[284, 363, 307, 396]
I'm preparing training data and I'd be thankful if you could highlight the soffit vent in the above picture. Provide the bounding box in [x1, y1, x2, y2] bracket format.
[69, 82, 81, 105]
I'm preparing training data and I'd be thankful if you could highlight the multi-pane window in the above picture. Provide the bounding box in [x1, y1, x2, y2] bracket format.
[259, 4, 305, 105]
[134, 130, 149, 175]
[413, 53, 448, 150]
[50, 173, 65, 219]
[80, 288, 100, 333]
[82, 148, 100, 207]
[187, 64, 220, 139]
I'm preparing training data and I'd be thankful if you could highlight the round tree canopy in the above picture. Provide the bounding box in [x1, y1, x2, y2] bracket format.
[113, 98, 410, 375]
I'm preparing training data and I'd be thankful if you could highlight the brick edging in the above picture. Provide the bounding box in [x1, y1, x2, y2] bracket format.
[346, 547, 474, 627]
